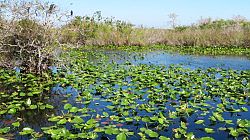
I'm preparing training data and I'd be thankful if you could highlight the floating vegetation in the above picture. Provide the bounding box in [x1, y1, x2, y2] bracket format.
[0, 49, 249, 140]
[81, 45, 250, 58]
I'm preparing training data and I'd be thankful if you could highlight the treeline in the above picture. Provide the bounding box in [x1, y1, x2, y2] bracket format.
[0, 0, 250, 74]
[61, 13, 250, 47]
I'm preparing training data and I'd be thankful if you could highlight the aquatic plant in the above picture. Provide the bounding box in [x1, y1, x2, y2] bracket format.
[0, 50, 249, 139]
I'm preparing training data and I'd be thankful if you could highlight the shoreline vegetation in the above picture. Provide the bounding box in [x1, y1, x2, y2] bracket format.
[79, 45, 250, 57]
[0, 1, 250, 73]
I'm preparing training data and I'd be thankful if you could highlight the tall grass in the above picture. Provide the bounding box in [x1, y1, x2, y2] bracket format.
[60, 13, 250, 48]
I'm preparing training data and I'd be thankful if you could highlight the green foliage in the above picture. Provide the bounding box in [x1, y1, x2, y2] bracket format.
[61, 15, 99, 45]
[59, 16, 250, 48]
[61, 11, 133, 46]
[197, 19, 250, 29]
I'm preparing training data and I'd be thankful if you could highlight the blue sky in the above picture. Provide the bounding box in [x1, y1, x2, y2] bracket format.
[48, 0, 250, 28]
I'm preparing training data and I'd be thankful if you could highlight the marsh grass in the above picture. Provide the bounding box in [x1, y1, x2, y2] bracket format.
[61, 14, 250, 48]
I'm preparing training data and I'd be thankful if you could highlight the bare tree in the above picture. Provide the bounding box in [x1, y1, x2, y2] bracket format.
[198, 17, 212, 26]
[168, 13, 178, 28]
[0, 0, 67, 74]
[232, 15, 246, 23]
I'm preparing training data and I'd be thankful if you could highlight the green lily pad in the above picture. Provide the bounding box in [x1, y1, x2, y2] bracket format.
[30, 105, 37, 109]
[71, 116, 84, 124]
[69, 107, 79, 113]
[159, 136, 170, 140]
[145, 129, 159, 138]
[45, 104, 54, 109]
[237, 119, 250, 128]
[204, 128, 215, 134]
[200, 137, 215, 140]
[8, 108, 16, 114]
[195, 120, 204, 124]
[116, 133, 126, 140]
[12, 121, 20, 127]
[48, 116, 61, 122]
[158, 118, 164, 124]
[57, 118, 67, 125]
[0, 127, 10, 134]
[241, 107, 248, 112]
[19, 127, 34, 135]
[64, 103, 72, 110]
[229, 129, 239, 137]
[26, 98, 31, 106]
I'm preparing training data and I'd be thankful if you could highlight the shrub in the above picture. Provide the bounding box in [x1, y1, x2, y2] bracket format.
[0, 0, 65, 74]
[60, 12, 134, 46]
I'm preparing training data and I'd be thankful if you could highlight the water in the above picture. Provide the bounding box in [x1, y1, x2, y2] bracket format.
[99, 50, 250, 70]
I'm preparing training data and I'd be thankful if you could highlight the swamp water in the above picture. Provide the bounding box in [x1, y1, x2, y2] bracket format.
[0, 49, 249, 140]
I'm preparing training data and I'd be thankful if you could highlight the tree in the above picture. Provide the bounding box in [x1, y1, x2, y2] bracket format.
[0, 0, 65, 74]
[168, 13, 178, 28]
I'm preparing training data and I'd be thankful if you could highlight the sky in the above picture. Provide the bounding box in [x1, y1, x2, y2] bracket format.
[48, 0, 250, 28]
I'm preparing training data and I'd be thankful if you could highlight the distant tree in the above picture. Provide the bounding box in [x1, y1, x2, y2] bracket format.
[198, 17, 212, 26]
[232, 15, 246, 23]
[168, 13, 178, 28]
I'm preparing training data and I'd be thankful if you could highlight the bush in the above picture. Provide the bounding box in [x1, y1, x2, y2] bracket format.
[60, 12, 134, 46]
[60, 12, 101, 45]
[0, 0, 65, 74]
[2, 19, 52, 73]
